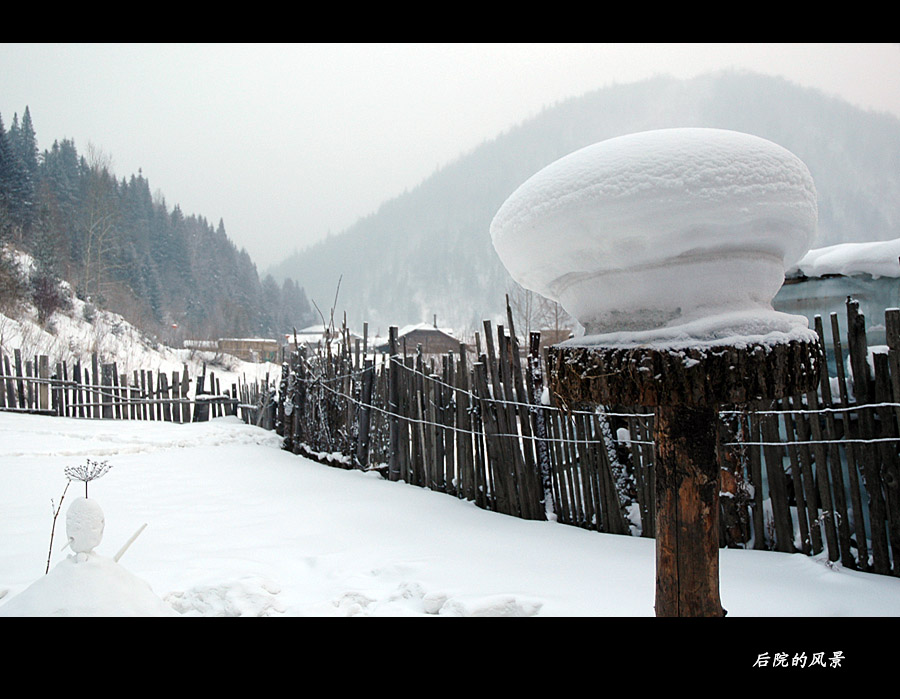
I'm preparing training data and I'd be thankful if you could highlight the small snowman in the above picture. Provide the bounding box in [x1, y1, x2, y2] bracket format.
[61, 459, 112, 561]
[0, 459, 173, 616]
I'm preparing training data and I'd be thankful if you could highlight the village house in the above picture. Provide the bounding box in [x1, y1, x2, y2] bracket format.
[374, 322, 459, 356]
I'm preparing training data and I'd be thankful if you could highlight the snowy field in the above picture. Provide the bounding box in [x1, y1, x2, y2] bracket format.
[2, 410, 899, 622]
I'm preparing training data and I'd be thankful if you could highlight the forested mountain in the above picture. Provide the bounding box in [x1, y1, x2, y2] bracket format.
[0, 106, 314, 343]
[269, 70, 900, 336]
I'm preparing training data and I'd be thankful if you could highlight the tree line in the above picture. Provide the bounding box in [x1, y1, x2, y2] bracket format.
[0, 106, 315, 342]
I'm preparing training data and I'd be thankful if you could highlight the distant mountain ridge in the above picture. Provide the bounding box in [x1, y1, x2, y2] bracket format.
[269, 70, 900, 336]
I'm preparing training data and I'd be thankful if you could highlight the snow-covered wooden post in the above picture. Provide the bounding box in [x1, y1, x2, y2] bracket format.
[490, 128, 822, 617]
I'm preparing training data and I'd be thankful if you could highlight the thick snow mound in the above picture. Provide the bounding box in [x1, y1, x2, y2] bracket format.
[0, 553, 178, 617]
[491, 128, 818, 336]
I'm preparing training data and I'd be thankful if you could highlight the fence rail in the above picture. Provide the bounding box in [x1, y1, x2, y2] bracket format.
[0, 348, 272, 426]
[276, 297, 900, 578]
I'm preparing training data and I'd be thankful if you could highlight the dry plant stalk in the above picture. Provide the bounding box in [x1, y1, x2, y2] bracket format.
[46, 480, 71, 574]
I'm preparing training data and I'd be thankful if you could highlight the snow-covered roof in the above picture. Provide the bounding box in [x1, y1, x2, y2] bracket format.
[397, 323, 456, 338]
[788, 238, 900, 280]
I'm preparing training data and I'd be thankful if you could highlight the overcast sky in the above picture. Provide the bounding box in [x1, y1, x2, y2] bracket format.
[2, 43, 899, 271]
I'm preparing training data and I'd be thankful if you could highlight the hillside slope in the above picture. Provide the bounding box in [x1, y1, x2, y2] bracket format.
[270, 71, 900, 336]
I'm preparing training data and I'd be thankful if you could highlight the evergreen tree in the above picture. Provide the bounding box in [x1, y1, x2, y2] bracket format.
[0, 113, 34, 240]
[16, 107, 39, 178]
[0, 105, 318, 342]
[4, 110, 37, 233]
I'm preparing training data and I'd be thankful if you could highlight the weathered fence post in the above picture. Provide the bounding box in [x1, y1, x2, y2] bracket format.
[355, 358, 375, 469]
[491, 127, 821, 615]
[101, 363, 114, 419]
[388, 326, 401, 481]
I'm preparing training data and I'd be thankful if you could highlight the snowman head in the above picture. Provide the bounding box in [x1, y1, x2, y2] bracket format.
[66, 497, 105, 555]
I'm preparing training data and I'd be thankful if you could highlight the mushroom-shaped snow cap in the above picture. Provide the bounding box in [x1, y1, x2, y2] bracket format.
[490, 128, 818, 337]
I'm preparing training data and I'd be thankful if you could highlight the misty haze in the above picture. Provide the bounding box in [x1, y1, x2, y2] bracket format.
[3, 53, 900, 636]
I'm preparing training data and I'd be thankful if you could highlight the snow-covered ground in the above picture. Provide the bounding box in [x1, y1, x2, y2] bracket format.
[1, 244, 898, 678]
[1, 409, 899, 619]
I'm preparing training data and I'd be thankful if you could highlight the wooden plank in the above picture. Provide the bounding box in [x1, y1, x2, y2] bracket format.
[405, 353, 419, 486]
[396, 354, 410, 483]
[883, 308, 900, 574]
[111, 364, 122, 420]
[25, 358, 33, 410]
[14, 349, 25, 408]
[482, 321, 523, 518]
[443, 353, 457, 496]
[388, 326, 401, 482]
[53, 361, 65, 416]
[789, 393, 823, 554]
[413, 358, 428, 488]
[561, 413, 583, 526]
[761, 406, 795, 553]
[635, 410, 657, 537]
[474, 360, 508, 514]
[154, 370, 163, 421]
[0, 351, 8, 410]
[159, 372, 172, 422]
[505, 302, 543, 518]
[91, 354, 100, 418]
[595, 412, 629, 535]
[172, 371, 181, 422]
[192, 374, 206, 422]
[830, 311, 868, 569]
[0, 350, 9, 408]
[356, 359, 375, 469]
[872, 351, 900, 575]
[746, 412, 768, 549]
[496, 326, 527, 513]
[37, 356, 49, 411]
[455, 343, 474, 501]
[180, 365, 191, 424]
[547, 410, 571, 524]
[625, 411, 651, 537]
[465, 361, 487, 509]
[574, 412, 598, 529]
[427, 363, 443, 492]
[846, 299, 890, 574]
[72, 361, 84, 418]
[812, 316, 855, 566]
[803, 386, 841, 563]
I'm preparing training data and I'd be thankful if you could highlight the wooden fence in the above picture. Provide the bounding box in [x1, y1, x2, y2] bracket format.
[5, 296, 899, 578]
[276, 297, 900, 578]
[0, 349, 272, 426]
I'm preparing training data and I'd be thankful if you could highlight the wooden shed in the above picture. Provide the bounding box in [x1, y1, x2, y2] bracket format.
[217, 337, 280, 363]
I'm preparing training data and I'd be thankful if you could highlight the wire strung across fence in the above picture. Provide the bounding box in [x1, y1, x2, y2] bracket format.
[0, 348, 271, 426]
[274, 299, 900, 579]
[295, 371, 900, 449]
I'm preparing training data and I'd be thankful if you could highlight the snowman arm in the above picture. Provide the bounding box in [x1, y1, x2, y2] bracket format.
[114, 524, 147, 563]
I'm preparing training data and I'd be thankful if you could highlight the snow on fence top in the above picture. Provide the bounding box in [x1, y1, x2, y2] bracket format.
[490, 128, 819, 347]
